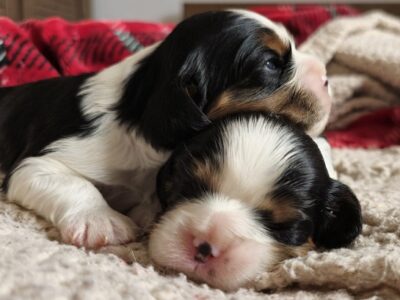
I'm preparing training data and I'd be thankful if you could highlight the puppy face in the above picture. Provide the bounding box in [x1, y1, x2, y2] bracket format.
[203, 10, 332, 136]
[117, 10, 331, 150]
[149, 112, 361, 290]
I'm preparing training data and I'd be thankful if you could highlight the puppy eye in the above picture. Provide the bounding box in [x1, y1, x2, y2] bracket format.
[265, 58, 280, 72]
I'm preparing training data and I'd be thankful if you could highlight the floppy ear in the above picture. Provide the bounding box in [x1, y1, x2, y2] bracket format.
[156, 154, 178, 211]
[140, 82, 211, 149]
[313, 179, 362, 249]
[269, 218, 314, 246]
[116, 49, 211, 150]
[156, 148, 193, 211]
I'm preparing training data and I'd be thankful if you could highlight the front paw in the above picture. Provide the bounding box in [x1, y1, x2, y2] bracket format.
[59, 207, 138, 249]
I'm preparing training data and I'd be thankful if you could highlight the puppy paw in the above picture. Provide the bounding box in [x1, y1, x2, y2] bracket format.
[59, 207, 138, 249]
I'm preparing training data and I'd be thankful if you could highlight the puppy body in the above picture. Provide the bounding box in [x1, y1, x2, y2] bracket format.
[1, 45, 166, 246]
[150, 112, 362, 290]
[0, 11, 332, 248]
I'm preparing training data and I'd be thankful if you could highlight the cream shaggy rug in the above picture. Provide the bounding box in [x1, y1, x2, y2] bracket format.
[1, 146, 400, 300]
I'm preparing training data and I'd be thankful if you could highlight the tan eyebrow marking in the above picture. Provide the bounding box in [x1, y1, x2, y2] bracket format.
[261, 31, 290, 57]
[275, 238, 315, 261]
[257, 196, 301, 223]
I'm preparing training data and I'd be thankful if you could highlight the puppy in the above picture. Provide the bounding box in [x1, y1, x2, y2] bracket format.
[0, 10, 331, 248]
[150, 112, 362, 291]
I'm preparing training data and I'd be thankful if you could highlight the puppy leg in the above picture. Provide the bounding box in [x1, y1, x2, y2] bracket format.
[6, 156, 137, 248]
[313, 136, 337, 179]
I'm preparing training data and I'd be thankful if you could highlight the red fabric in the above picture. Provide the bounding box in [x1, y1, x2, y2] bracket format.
[326, 107, 400, 148]
[251, 5, 359, 45]
[0, 17, 173, 86]
[0, 17, 59, 86]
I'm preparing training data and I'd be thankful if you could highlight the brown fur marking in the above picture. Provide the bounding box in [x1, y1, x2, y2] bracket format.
[193, 159, 220, 191]
[271, 238, 315, 268]
[261, 32, 289, 56]
[258, 197, 300, 223]
[207, 87, 321, 132]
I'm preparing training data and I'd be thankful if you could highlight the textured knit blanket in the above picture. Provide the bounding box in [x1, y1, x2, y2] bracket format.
[300, 11, 400, 148]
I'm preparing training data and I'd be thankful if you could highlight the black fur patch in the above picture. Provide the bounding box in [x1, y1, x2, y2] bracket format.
[0, 74, 94, 175]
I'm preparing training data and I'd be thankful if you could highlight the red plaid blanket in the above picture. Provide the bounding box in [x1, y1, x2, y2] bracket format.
[0, 6, 398, 148]
[252, 4, 359, 45]
[0, 17, 173, 86]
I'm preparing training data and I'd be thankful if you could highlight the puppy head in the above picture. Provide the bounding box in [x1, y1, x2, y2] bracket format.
[118, 10, 332, 149]
[149, 112, 331, 290]
[203, 10, 332, 137]
[313, 179, 362, 249]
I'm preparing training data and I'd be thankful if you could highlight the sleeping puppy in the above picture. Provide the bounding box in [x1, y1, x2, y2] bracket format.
[0, 10, 331, 248]
[150, 112, 362, 290]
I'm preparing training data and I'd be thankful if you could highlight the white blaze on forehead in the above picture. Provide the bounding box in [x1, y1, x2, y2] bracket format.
[218, 116, 300, 207]
[229, 9, 292, 46]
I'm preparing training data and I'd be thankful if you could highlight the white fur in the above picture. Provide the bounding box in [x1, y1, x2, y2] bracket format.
[218, 116, 300, 207]
[7, 156, 138, 247]
[80, 42, 160, 118]
[313, 137, 337, 179]
[149, 195, 276, 291]
[6, 44, 168, 248]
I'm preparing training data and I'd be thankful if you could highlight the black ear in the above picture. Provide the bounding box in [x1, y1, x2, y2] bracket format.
[140, 82, 211, 149]
[269, 218, 314, 246]
[256, 209, 314, 246]
[313, 179, 362, 249]
[141, 48, 213, 150]
[116, 49, 211, 150]
[156, 147, 192, 211]
[156, 154, 178, 211]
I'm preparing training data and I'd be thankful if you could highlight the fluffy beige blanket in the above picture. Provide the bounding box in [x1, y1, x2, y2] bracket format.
[300, 11, 400, 129]
[2, 12, 400, 300]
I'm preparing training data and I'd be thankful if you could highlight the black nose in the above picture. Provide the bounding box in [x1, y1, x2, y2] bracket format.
[194, 242, 212, 263]
[324, 78, 329, 87]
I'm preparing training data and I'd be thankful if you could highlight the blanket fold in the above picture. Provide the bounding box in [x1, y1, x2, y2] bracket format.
[300, 11, 400, 133]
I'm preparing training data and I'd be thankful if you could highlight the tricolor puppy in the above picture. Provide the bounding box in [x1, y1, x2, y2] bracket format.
[0, 10, 331, 248]
[150, 112, 362, 290]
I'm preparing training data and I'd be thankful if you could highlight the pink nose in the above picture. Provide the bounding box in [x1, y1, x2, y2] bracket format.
[295, 51, 332, 111]
[297, 53, 327, 86]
